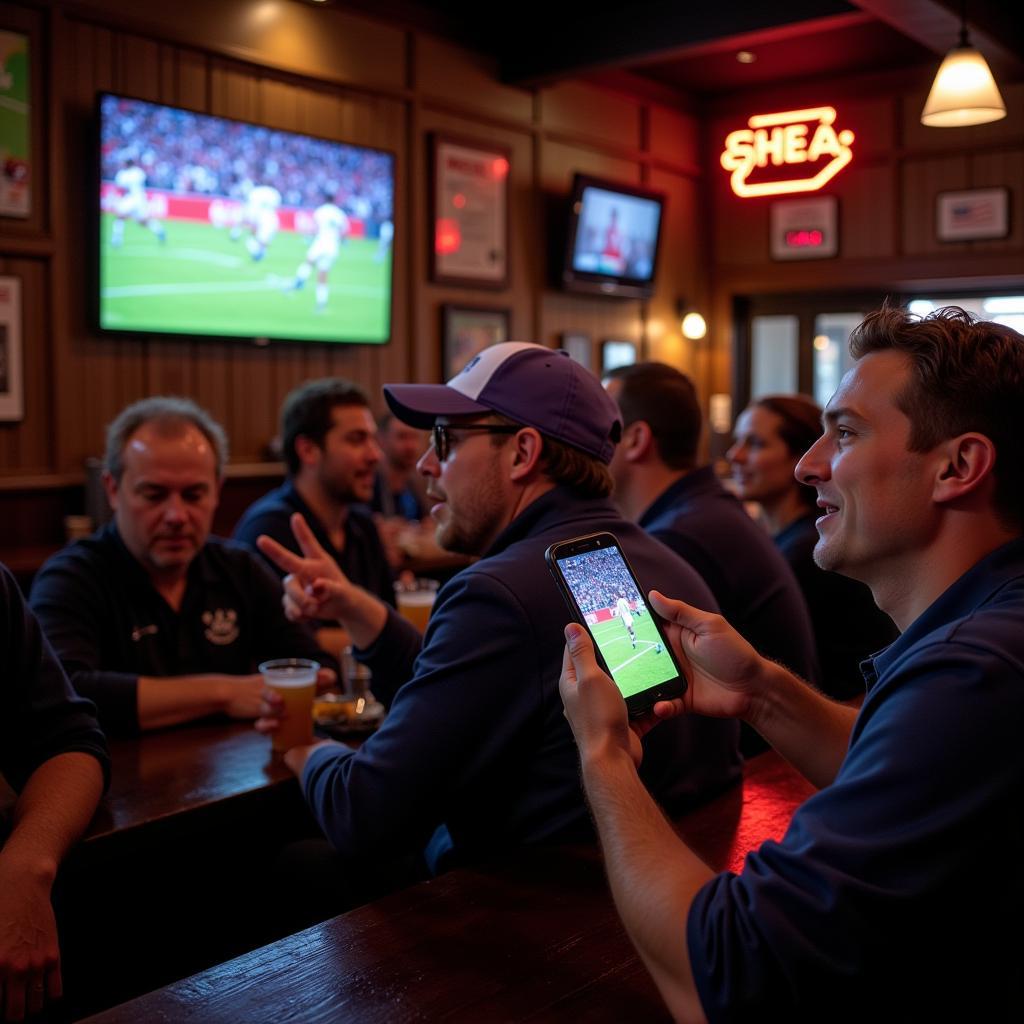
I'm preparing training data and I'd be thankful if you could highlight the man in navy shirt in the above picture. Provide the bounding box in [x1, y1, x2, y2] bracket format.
[32, 397, 334, 735]
[257, 343, 741, 875]
[603, 362, 818, 747]
[233, 379, 394, 608]
[561, 306, 1024, 1021]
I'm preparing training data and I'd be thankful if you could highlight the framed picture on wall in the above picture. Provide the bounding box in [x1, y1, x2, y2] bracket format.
[0, 19, 35, 219]
[0, 277, 24, 421]
[601, 339, 637, 374]
[936, 188, 1010, 242]
[430, 134, 510, 288]
[769, 195, 838, 261]
[560, 332, 592, 370]
[442, 305, 510, 380]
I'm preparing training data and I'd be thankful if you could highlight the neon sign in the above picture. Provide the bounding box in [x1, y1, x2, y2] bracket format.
[720, 106, 854, 198]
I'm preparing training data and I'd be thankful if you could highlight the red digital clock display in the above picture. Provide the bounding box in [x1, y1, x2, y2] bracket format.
[784, 229, 825, 248]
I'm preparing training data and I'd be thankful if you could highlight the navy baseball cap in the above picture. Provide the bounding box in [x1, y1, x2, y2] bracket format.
[384, 343, 623, 464]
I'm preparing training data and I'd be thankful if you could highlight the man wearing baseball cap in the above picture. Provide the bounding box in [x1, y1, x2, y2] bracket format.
[258, 343, 740, 885]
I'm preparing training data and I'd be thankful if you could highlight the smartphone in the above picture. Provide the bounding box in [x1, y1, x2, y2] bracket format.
[545, 531, 687, 716]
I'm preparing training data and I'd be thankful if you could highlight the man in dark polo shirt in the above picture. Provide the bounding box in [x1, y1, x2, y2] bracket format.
[1, 564, 108, 1021]
[233, 379, 394, 607]
[603, 363, 818, 693]
[31, 397, 334, 736]
[561, 307, 1024, 1021]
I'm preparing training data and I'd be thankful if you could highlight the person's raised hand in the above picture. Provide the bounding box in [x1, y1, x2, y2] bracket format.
[257, 514, 357, 623]
[649, 591, 768, 724]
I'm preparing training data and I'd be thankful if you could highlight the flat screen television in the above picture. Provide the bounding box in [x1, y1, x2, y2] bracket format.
[96, 93, 395, 345]
[562, 174, 665, 299]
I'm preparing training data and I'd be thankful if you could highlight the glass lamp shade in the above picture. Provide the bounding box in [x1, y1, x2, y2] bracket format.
[921, 45, 1007, 127]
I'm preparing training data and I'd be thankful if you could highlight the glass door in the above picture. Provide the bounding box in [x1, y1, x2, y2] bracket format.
[734, 292, 887, 412]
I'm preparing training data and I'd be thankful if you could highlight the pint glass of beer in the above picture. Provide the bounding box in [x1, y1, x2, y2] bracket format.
[259, 658, 319, 752]
[395, 578, 438, 632]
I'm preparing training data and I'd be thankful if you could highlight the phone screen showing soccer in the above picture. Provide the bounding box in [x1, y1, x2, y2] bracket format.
[556, 545, 677, 698]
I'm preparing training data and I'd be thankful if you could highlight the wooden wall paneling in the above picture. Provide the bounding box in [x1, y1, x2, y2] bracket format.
[227, 341, 276, 462]
[901, 155, 970, 255]
[969, 148, 1024, 251]
[837, 163, 896, 260]
[116, 33, 162, 100]
[829, 95, 895, 163]
[380, 131, 411, 393]
[712, 190, 771, 269]
[56, 20, 145, 471]
[538, 139, 640, 193]
[541, 291, 643, 363]
[191, 338, 233, 439]
[210, 62, 261, 123]
[539, 83, 641, 151]
[62, 0, 408, 96]
[418, 35, 532, 124]
[20, 259, 54, 472]
[171, 48, 210, 111]
[646, 168, 701, 378]
[648, 105, 700, 175]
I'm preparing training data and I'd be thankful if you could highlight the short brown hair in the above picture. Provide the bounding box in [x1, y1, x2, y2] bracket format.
[105, 396, 228, 482]
[850, 304, 1024, 528]
[488, 415, 613, 498]
[604, 362, 702, 470]
[281, 378, 370, 476]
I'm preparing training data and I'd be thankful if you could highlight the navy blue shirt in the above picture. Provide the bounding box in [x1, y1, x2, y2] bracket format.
[688, 537, 1024, 1022]
[30, 524, 335, 736]
[233, 481, 395, 608]
[640, 467, 819, 684]
[0, 564, 109, 798]
[302, 486, 742, 872]
[370, 468, 429, 522]
[775, 514, 897, 700]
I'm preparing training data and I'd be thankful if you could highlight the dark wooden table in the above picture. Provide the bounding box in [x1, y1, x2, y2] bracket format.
[53, 722, 318, 1018]
[79, 720, 297, 854]
[82, 752, 815, 1024]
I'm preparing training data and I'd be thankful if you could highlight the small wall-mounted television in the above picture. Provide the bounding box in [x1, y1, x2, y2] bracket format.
[96, 93, 395, 345]
[562, 174, 665, 300]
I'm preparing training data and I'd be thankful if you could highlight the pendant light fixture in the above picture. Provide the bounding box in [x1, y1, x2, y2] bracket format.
[920, 4, 1007, 127]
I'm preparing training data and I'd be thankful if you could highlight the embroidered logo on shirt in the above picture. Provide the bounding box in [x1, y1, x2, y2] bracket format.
[202, 608, 239, 646]
[131, 624, 159, 642]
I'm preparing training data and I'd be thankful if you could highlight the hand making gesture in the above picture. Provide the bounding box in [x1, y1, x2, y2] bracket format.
[257, 513, 390, 648]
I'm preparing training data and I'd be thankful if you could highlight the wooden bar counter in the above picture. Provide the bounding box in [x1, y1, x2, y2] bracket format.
[81, 752, 814, 1024]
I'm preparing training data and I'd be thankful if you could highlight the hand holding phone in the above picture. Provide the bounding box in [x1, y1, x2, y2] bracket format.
[546, 532, 687, 716]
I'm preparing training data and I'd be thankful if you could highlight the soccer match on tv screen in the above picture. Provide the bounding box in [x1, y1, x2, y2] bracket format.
[97, 94, 395, 345]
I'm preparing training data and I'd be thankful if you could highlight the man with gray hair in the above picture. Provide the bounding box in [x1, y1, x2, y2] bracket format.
[31, 397, 334, 735]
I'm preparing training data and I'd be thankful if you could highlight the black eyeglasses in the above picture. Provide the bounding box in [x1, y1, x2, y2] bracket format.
[431, 423, 520, 463]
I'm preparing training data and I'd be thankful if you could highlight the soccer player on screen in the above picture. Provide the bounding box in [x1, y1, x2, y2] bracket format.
[616, 595, 637, 648]
[286, 192, 350, 311]
[110, 159, 166, 248]
[233, 182, 281, 261]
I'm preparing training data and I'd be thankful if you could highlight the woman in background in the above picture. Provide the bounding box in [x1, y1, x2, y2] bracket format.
[728, 395, 898, 701]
